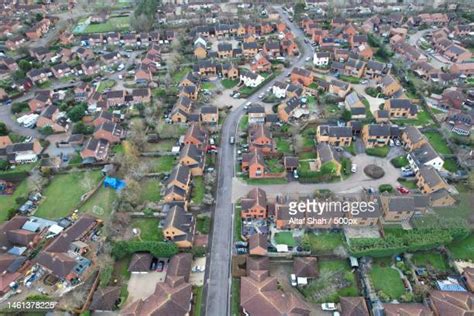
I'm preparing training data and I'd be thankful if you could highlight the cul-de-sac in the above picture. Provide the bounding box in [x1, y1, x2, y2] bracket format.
[0, 0, 473, 315]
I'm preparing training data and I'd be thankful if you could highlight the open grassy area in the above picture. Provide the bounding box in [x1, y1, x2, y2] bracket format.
[231, 278, 240, 316]
[300, 259, 358, 303]
[369, 259, 405, 300]
[131, 218, 163, 241]
[274, 232, 296, 247]
[36, 171, 102, 219]
[239, 115, 249, 131]
[411, 252, 449, 271]
[0, 180, 29, 222]
[299, 152, 317, 160]
[397, 178, 418, 189]
[96, 79, 116, 93]
[149, 156, 176, 174]
[424, 131, 452, 155]
[196, 216, 211, 234]
[391, 155, 409, 168]
[201, 82, 215, 90]
[79, 186, 116, 219]
[172, 67, 192, 84]
[245, 178, 288, 185]
[393, 110, 433, 127]
[221, 79, 239, 89]
[443, 158, 458, 173]
[144, 139, 176, 152]
[83, 16, 130, 33]
[303, 232, 345, 254]
[366, 146, 390, 157]
[276, 137, 291, 153]
[448, 234, 474, 261]
[266, 159, 285, 173]
[191, 177, 205, 204]
[139, 179, 161, 203]
[193, 286, 203, 316]
[234, 205, 243, 241]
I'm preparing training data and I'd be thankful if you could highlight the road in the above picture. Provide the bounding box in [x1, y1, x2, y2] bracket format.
[203, 6, 313, 316]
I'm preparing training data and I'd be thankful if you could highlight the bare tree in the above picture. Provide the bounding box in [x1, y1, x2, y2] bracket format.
[80, 170, 95, 192]
[119, 178, 141, 206]
[128, 121, 147, 152]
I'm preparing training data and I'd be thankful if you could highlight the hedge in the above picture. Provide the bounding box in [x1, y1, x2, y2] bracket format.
[111, 240, 178, 259]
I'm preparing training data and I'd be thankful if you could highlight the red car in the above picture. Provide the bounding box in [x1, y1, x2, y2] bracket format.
[207, 145, 217, 152]
[397, 186, 410, 195]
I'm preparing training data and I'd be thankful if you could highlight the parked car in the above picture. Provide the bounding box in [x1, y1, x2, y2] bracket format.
[229, 136, 235, 145]
[156, 261, 164, 272]
[233, 92, 241, 99]
[395, 139, 401, 146]
[236, 247, 248, 255]
[244, 101, 251, 110]
[351, 164, 357, 173]
[235, 241, 248, 248]
[290, 274, 297, 287]
[258, 93, 264, 99]
[321, 303, 337, 311]
[397, 186, 410, 194]
[293, 169, 299, 179]
[401, 170, 415, 177]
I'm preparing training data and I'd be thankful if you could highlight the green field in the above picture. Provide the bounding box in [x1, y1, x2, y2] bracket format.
[443, 158, 458, 173]
[0, 180, 29, 222]
[276, 137, 291, 153]
[411, 252, 449, 271]
[221, 79, 239, 89]
[369, 259, 405, 300]
[448, 234, 474, 261]
[79, 186, 116, 219]
[274, 232, 296, 247]
[82, 16, 130, 34]
[36, 171, 102, 219]
[191, 177, 205, 204]
[393, 110, 433, 127]
[139, 179, 161, 203]
[196, 216, 211, 234]
[96, 79, 116, 93]
[424, 131, 452, 155]
[366, 146, 390, 157]
[302, 232, 344, 254]
[391, 155, 409, 168]
[131, 218, 163, 241]
[193, 286, 203, 316]
[172, 67, 192, 84]
[144, 139, 176, 152]
[202, 82, 215, 90]
[300, 259, 358, 303]
[149, 156, 176, 174]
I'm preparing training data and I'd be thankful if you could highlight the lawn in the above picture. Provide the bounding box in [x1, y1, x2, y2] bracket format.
[393, 110, 433, 127]
[300, 259, 358, 303]
[139, 179, 161, 203]
[366, 146, 389, 157]
[302, 232, 345, 254]
[172, 67, 192, 84]
[131, 218, 163, 241]
[239, 115, 249, 131]
[245, 178, 288, 185]
[144, 140, 176, 152]
[234, 205, 243, 241]
[276, 137, 291, 153]
[424, 131, 452, 155]
[196, 216, 211, 234]
[193, 286, 203, 316]
[149, 156, 176, 174]
[369, 259, 405, 300]
[191, 176, 205, 204]
[339, 75, 361, 84]
[202, 82, 215, 90]
[443, 158, 458, 173]
[266, 159, 285, 173]
[299, 152, 317, 159]
[0, 180, 29, 222]
[221, 79, 239, 89]
[36, 171, 102, 219]
[344, 143, 356, 156]
[83, 16, 130, 33]
[397, 178, 418, 189]
[448, 234, 474, 261]
[274, 232, 296, 247]
[391, 155, 409, 168]
[96, 79, 116, 93]
[79, 186, 116, 219]
[231, 278, 240, 316]
[411, 252, 449, 271]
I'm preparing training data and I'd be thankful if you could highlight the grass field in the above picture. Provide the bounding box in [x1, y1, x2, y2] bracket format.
[36, 171, 102, 219]
[202, 82, 215, 90]
[239, 115, 249, 131]
[96, 79, 116, 93]
[412, 252, 449, 271]
[131, 218, 163, 241]
[391, 155, 409, 168]
[276, 137, 291, 153]
[366, 146, 390, 157]
[149, 156, 176, 173]
[144, 140, 176, 152]
[393, 110, 433, 127]
[274, 232, 296, 247]
[424, 131, 452, 155]
[0, 180, 29, 222]
[443, 158, 458, 173]
[193, 286, 203, 316]
[221, 79, 239, 89]
[79, 186, 116, 219]
[172, 67, 192, 84]
[300, 259, 358, 303]
[83, 16, 130, 33]
[191, 177, 205, 204]
[397, 178, 418, 189]
[303, 232, 344, 254]
[369, 259, 405, 300]
[139, 179, 161, 203]
[448, 234, 474, 261]
[196, 216, 211, 234]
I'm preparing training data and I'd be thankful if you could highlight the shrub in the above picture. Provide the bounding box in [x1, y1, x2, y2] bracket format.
[40, 126, 54, 136]
[379, 184, 393, 193]
[11, 102, 29, 114]
[15, 196, 27, 205]
[99, 266, 113, 288]
[111, 240, 178, 259]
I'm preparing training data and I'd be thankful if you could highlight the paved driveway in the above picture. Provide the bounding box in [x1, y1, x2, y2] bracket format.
[0, 104, 41, 138]
[126, 271, 166, 304]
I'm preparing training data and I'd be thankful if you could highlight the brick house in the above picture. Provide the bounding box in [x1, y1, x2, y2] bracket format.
[240, 188, 267, 219]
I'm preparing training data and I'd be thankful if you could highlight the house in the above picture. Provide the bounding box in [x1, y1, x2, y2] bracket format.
[4, 141, 43, 164]
[441, 88, 466, 110]
[429, 188, 456, 207]
[340, 297, 370, 316]
[36, 105, 67, 133]
[162, 205, 194, 248]
[180, 72, 200, 88]
[315, 143, 341, 176]
[329, 79, 351, 98]
[281, 39, 298, 56]
[81, 60, 100, 76]
[463, 268, 474, 293]
[240, 70, 264, 88]
[429, 291, 474, 315]
[194, 60, 217, 76]
[121, 271, 192, 315]
[200, 106, 219, 124]
[383, 303, 433, 316]
[291, 67, 313, 87]
[443, 45, 472, 63]
[27, 68, 51, 85]
[380, 195, 415, 222]
[243, 42, 259, 58]
[450, 62, 474, 76]
[90, 286, 121, 312]
[344, 58, 366, 78]
[313, 51, 330, 67]
[402, 126, 427, 151]
[164, 184, 188, 204]
[251, 54, 272, 73]
[248, 125, 274, 154]
[0, 216, 42, 250]
[263, 41, 281, 58]
[194, 43, 207, 59]
[240, 188, 267, 219]
[241, 149, 265, 178]
[293, 257, 318, 282]
[28, 91, 52, 112]
[51, 63, 71, 79]
[277, 97, 305, 122]
[380, 75, 402, 97]
[171, 96, 193, 123]
[408, 143, 444, 172]
[167, 165, 191, 192]
[183, 124, 207, 148]
[248, 233, 268, 256]
[365, 60, 389, 81]
[247, 104, 266, 125]
[131, 88, 151, 104]
[220, 63, 239, 80]
[240, 265, 310, 315]
[416, 166, 449, 195]
[316, 125, 352, 147]
[179, 84, 199, 101]
[105, 90, 126, 108]
[361, 124, 391, 148]
[80, 138, 109, 161]
[128, 253, 153, 273]
[392, 42, 427, 63]
[272, 81, 288, 99]
[0, 136, 12, 150]
[94, 122, 125, 144]
[134, 64, 153, 85]
[345, 92, 366, 119]
[217, 42, 233, 58]
[384, 99, 417, 119]
[179, 144, 205, 176]
[101, 52, 121, 65]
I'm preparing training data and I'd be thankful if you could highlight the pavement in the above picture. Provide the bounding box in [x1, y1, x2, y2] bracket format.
[203, 5, 314, 316]
[0, 104, 41, 138]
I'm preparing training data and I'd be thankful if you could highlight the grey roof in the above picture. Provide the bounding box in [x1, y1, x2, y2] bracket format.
[386, 196, 415, 212]
[430, 188, 452, 202]
[320, 125, 352, 138]
[367, 124, 391, 137]
[367, 60, 385, 71]
[418, 166, 444, 187]
[317, 143, 336, 164]
[403, 126, 424, 144]
[411, 143, 440, 164]
[345, 92, 362, 107]
[389, 98, 412, 109]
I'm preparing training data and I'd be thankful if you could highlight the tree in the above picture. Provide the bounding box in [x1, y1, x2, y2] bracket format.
[341, 109, 352, 122]
[39, 126, 54, 136]
[0, 122, 8, 136]
[67, 103, 87, 122]
[128, 120, 147, 151]
[18, 60, 32, 72]
[119, 178, 141, 206]
[0, 159, 9, 171]
[11, 102, 29, 114]
[72, 122, 94, 135]
[130, 13, 153, 32]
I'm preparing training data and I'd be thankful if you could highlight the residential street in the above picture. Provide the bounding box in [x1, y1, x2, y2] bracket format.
[203, 5, 314, 316]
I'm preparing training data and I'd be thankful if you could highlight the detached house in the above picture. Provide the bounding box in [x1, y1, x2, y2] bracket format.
[329, 79, 351, 98]
[407, 143, 444, 172]
[179, 144, 205, 176]
[171, 96, 193, 123]
[80, 138, 109, 161]
[380, 74, 402, 97]
[183, 124, 208, 149]
[242, 42, 258, 58]
[248, 104, 266, 125]
[416, 166, 449, 195]
[200, 106, 219, 124]
[81, 60, 100, 76]
[251, 54, 272, 73]
[361, 124, 391, 148]
[316, 125, 352, 147]
[36, 105, 67, 133]
[402, 126, 427, 151]
[242, 149, 265, 178]
[163, 205, 194, 249]
[94, 122, 125, 144]
[248, 125, 274, 154]
[240, 188, 267, 219]
[51, 63, 71, 79]
[240, 70, 264, 88]
[217, 42, 233, 59]
[28, 91, 52, 112]
[384, 99, 418, 119]
[290, 67, 313, 87]
[315, 143, 342, 176]
[364, 60, 389, 81]
[263, 41, 281, 58]
[313, 51, 330, 67]
[380, 195, 415, 222]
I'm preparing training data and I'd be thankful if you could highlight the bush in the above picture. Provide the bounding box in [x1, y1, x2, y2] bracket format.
[111, 240, 178, 259]
[15, 196, 27, 205]
[99, 266, 113, 288]
[191, 246, 206, 257]
[391, 155, 409, 168]
[379, 184, 393, 193]
[40, 126, 54, 136]
[366, 146, 389, 158]
[11, 102, 29, 114]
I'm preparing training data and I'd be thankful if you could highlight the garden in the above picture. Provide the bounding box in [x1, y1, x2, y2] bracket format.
[274, 232, 296, 247]
[366, 146, 390, 158]
[82, 16, 131, 34]
[369, 258, 406, 300]
[130, 218, 163, 241]
[424, 131, 452, 155]
[302, 232, 345, 255]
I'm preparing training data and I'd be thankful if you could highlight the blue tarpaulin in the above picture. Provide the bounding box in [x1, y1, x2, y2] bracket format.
[103, 177, 126, 191]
